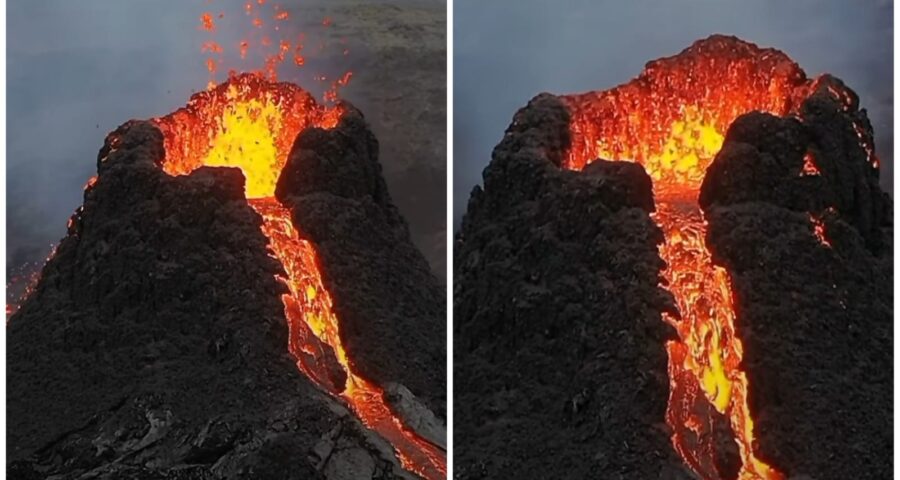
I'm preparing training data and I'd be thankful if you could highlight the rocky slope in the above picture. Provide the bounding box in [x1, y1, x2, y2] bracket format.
[279, 0, 447, 277]
[454, 94, 692, 479]
[277, 109, 447, 417]
[7, 117, 442, 480]
[700, 78, 893, 480]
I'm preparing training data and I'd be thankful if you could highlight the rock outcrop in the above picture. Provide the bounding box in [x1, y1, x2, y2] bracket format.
[276, 110, 447, 416]
[454, 95, 690, 479]
[7, 117, 441, 479]
[700, 81, 893, 480]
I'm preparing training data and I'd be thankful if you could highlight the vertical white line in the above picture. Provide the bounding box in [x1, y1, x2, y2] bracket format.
[893, 1, 899, 478]
[0, 0, 8, 470]
[445, 0, 454, 478]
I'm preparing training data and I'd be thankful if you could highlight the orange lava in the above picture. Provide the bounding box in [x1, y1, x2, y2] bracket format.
[810, 213, 832, 248]
[253, 198, 446, 479]
[801, 151, 821, 176]
[155, 74, 341, 198]
[154, 73, 445, 479]
[560, 37, 827, 479]
[654, 198, 778, 480]
[198, 3, 351, 100]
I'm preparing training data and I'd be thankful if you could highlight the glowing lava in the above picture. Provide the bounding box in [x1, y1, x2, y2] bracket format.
[154, 73, 445, 480]
[653, 197, 778, 480]
[560, 36, 835, 479]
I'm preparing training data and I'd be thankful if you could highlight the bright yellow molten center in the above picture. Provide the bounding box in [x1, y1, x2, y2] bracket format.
[593, 106, 726, 190]
[655, 107, 725, 186]
[204, 85, 284, 198]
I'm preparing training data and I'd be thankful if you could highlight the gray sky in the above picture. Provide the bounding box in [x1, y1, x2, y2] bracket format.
[454, 0, 893, 225]
[6, 0, 377, 266]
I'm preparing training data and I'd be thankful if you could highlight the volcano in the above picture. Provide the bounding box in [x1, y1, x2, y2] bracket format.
[454, 35, 891, 480]
[8, 74, 446, 480]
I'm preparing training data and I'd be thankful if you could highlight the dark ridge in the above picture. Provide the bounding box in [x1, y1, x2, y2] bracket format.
[700, 74, 889, 252]
[701, 81, 893, 479]
[276, 108, 447, 417]
[454, 94, 690, 479]
[7, 121, 420, 480]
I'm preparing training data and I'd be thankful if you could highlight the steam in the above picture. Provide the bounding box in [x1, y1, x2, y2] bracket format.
[7, 1, 211, 269]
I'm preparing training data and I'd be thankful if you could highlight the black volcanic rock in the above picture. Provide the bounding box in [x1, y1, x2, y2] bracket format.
[701, 85, 893, 479]
[700, 75, 889, 252]
[454, 94, 690, 479]
[276, 108, 447, 417]
[7, 121, 423, 480]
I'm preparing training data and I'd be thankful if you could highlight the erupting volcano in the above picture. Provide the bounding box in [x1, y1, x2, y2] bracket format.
[559, 35, 889, 479]
[561, 36, 820, 479]
[8, 4, 445, 480]
[456, 35, 890, 480]
[149, 73, 445, 479]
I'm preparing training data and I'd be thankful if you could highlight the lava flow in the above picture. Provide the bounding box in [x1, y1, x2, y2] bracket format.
[560, 36, 835, 479]
[154, 73, 445, 480]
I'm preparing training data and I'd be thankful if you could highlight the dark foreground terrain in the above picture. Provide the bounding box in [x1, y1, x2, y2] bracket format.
[8, 111, 444, 479]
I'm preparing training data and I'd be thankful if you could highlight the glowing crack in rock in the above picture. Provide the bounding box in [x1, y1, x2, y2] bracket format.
[801, 152, 821, 176]
[809, 213, 833, 249]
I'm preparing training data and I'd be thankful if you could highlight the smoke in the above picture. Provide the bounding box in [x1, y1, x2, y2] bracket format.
[7, 1, 211, 267]
[8, 0, 448, 278]
[453, 0, 893, 226]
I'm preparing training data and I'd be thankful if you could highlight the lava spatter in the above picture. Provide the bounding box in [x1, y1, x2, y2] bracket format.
[154, 73, 445, 480]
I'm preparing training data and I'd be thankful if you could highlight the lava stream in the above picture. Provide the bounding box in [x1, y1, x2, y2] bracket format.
[654, 193, 780, 480]
[252, 198, 446, 480]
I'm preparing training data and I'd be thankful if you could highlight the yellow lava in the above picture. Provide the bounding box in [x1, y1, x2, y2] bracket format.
[593, 106, 727, 191]
[203, 85, 285, 198]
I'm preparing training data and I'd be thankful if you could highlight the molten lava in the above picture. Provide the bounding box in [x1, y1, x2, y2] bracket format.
[801, 151, 821, 176]
[809, 212, 833, 249]
[559, 36, 848, 479]
[154, 73, 445, 479]
[155, 74, 342, 198]
[653, 198, 777, 479]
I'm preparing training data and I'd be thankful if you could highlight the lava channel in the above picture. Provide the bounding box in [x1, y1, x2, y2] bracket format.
[154, 73, 446, 480]
[652, 194, 778, 480]
[558, 36, 846, 479]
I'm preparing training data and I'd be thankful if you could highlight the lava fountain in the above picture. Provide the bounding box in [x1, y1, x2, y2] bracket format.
[152, 73, 445, 480]
[560, 36, 869, 479]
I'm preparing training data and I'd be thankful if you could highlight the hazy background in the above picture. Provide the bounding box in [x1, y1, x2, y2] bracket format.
[8, 0, 446, 284]
[454, 0, 893, 226]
